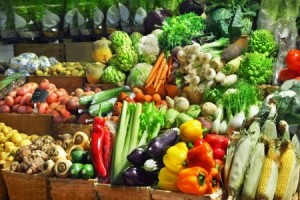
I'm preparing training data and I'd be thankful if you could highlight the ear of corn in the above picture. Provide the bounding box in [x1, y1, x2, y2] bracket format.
[256, 140, 279, 200]
[226, 133, 253, 200]
[248, 120, 261, 146]
[275, 142, 297, 200]
[242, 141, 265, 200]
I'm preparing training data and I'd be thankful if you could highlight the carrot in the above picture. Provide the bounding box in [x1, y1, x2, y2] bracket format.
[167, 56, 173, 78]
[133, 92, 145, 103]
[152, 58, 167, 89]
[145, 52, 165, 86]
[118, 92, 130, 102]
[155, 63, 169, 92]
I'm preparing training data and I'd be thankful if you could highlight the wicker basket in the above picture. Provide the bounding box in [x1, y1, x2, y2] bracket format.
[1, 170, 50, 200]
[95, 183, 151, 200]
[49, 177, 98, 200]
[150, 189, 223, 200]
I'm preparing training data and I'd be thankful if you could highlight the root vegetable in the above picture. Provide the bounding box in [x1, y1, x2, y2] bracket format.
[17, 106, 33, 114]
[65, 96, 80, 114]
[201, 102, 217, 117]
[0, 105, 10, 113]
[54, 158, 72, 178]
[5, 96, 14, 107]
[173, 96, 190, 112]
[214, 71, 226, 83]
[204, 68, 217, 81]
[221, 74, 238, 86]
[210, 56, 225, 72]
[41, 160, 55, 176]
[46, 93, 58, 104]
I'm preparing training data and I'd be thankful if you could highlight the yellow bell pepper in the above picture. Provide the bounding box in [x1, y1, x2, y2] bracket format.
[158, 167, 180, 191]
[179, 120, 204, 142]
[163, 142, 188, 174]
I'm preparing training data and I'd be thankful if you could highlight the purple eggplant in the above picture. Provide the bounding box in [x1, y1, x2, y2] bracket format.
[127, 146, 151, 166]
[145, 128, 179, 160]
[122, 166, 155, 186]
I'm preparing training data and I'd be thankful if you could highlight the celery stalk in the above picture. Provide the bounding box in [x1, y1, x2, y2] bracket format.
[128, 103, 142, 153]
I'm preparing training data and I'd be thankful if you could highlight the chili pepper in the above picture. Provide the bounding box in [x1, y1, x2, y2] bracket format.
[90, 117, 107, 177]
[158, 167, 180, 191]
[286, 49, 300, 74]
[203, 134, 229, 161]
[102, 125, 112, 183]
[163, 142, 188, 173]
[177, 166, 211, 196]
[187, 140, 215, 172]
[179, 120, 204, 142]
[208, 167, 221, 193]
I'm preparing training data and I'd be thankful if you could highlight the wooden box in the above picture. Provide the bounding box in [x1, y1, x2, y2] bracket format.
[64, 42, 94, 62]
[14, 43, 65, 62]
[0, 113, 53, 136]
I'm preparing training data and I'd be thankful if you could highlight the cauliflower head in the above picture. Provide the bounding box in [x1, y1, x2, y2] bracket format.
[127, 63, 153, 88]
[101, 65, 126, 85]
[238, 52, 273, 85]
[109, 31, 132, 52]
[109, 46, 138, 72]
[138, 34, 160, 64]
[248, 29, 278, 58]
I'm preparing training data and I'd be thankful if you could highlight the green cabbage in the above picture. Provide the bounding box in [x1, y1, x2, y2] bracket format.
[126, 62, 153, 88]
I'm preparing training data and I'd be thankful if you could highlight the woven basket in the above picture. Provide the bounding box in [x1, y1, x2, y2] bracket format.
[1, 170, 50, 200]
[49, 177, 98, 200]
[95, 183, 151, 200]
[150, 189, 223, 200]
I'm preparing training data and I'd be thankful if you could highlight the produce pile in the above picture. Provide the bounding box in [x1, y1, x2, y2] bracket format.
[0, 0, 300, 199]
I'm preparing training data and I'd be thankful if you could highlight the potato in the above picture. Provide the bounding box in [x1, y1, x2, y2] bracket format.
[0, 104, 10, 113]
[65, 96, 80, 114]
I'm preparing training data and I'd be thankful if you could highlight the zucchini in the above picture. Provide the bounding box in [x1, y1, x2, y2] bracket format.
[89, 98, 117, 116]
[91, 86, 130, 104]
[0, 72, 27, 99]
[79, 94, 94, 105]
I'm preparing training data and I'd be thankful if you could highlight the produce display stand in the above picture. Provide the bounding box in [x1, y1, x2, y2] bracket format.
[49, 177, 98, 200]
[94, 183, 151, 200]
[150, 189, 223, 200]
[1, 170, 50, 200]
[0, 164, 8, 200]
[52, 123, 91, 138]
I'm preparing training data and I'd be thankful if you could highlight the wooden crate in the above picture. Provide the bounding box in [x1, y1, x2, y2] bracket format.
[0, 113, 53, 136]
[150, 189, 223, 200]
[28, 76, 85, 94]
[0, 164, 8, 200]
[64, 42, 94, 62]
[14, 43, 65, 62]
[52, 123, 91, 139]
[49, 178, 98, 200]
[95, 184, 151, 200]
[2, 170, 50, 200]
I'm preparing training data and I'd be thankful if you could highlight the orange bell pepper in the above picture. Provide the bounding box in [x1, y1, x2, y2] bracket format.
[208, 167, 221, 193]
[177, 166, 211, 196]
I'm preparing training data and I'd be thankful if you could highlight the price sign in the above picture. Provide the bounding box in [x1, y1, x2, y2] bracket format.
[31, 89, 49, 103]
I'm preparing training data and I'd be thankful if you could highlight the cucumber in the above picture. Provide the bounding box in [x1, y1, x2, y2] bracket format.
[0, 72, 27, 99]
[89, 98, 117, 116]
[79, 94, 94, 105]
[91, 86, 130, 104]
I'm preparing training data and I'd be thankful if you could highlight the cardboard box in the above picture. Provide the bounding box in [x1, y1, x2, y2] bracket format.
[0, 113, 53, 136]
[28, 76, 85, 94]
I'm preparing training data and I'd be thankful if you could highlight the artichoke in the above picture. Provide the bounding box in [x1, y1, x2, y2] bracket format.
[101, 65, 126, 85]
[109, 46, 138, 72]
[109, 31, 132, 52]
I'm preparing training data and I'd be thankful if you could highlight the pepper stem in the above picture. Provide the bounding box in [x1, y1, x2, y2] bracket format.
[198, 173, 206, 186]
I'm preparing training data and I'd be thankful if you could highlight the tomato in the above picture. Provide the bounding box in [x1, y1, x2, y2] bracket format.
[286, 49, 300, 74]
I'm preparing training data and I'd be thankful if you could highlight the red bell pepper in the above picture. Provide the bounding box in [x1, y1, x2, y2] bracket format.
[203, 134, 229, 161]
[90, 117, 110, 178]
[286, 49, 300, 75]
[187, 139, 215, 171]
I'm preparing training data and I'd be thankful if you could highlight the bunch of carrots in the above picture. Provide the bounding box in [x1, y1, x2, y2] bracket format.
[144, 52, 172, 92]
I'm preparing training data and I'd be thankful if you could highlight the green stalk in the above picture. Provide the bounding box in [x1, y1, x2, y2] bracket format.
[110, 100, 129, 184]
[128, 103, 142, 152]
[123, 103, 136, 162]
[138, 129, 148, 147]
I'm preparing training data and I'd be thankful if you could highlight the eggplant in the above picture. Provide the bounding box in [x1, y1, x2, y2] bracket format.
[122, 166, 155, 186]
[145, 128, 179, 160]
[127, 146, 151, 167]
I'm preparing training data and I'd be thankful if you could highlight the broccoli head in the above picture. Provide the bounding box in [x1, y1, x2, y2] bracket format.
[109, 46, 138, 72]
[248, 29, 278, 58]
[101, 65, 126, 85]
[238, 52, 273, 85]
[108, 31, 132, 52]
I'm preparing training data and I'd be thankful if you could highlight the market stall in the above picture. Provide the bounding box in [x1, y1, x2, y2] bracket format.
[0, 0, 300, 200]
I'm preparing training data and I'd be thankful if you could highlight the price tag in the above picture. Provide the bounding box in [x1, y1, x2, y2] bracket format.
[31, 89, 49, 103]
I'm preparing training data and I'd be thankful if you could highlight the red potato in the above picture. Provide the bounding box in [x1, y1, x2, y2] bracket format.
[17, 106, 33, 114]
[55, 105, 71, 118]
[14, 96, 23, 105]
[20, 93, 32, 106]
[4, 96, 14, 107]
[37, 102, 49, 114]
[56, 88, 69, 97]
[58, 96, 71, 105]
[48, 83, 57, 92]
[17, 83, 35, 96]
[39, 81, 50, 90]
[65, 96, 80, 114]
[49, 102, 60, 110]
[46, 92, 58, 104]
[11, 104, 21, 112]
[53, 115, 66, 123]
[0, 100, 5, 106]
[8, 90, 17, 98]
[44, 108, 53, 114]
[65, 115, 77, 123]
[0, 105, 10, 113]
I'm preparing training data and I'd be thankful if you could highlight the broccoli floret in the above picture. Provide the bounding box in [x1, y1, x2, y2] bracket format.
[108, 31, 132, 52]
[248, 29, 278, 58]
[101, 65, 126, 85]
[238, 52, 273, 85]
[109, 46, 138, 72]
